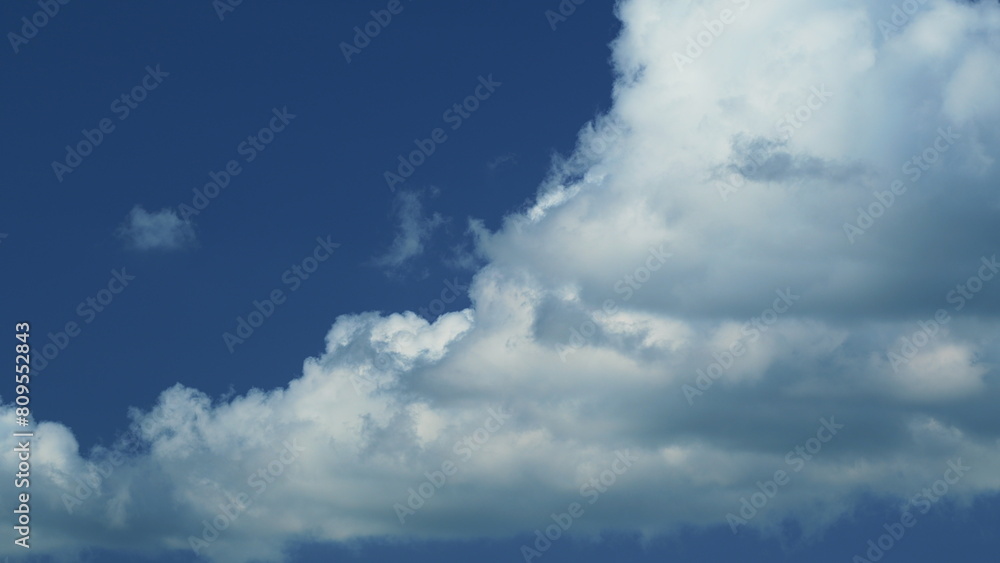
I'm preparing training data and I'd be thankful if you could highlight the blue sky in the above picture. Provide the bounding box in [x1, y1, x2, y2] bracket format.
[1, 0, 618, 447]
[2, 0, 1000, 562]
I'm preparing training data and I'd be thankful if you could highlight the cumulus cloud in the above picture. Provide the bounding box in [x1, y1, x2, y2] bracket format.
[372, 190, 445, 274]
[4, 0, 1000, 561]
[118, 205, 196, 251]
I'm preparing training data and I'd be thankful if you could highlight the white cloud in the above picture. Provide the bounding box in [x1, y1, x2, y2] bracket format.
[372, 190, 445, 273]
[118, 205, 196, 251]
[4, 1, 1000, 561]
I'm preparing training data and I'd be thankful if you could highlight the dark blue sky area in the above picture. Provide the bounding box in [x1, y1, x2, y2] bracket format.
[1, 0, 618, 451]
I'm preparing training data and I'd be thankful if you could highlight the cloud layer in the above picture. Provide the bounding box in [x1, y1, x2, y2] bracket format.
[5, 0, 1000, 561]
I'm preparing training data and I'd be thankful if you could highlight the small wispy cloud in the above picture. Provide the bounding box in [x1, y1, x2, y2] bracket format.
[118, 205, 196, 251]
[487, 152, 517, 171]
[372, 190, 445, 273]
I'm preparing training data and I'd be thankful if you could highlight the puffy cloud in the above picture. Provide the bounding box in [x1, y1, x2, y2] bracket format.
[117, 205, 196, 251]
[4, 0, 1000, 561]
